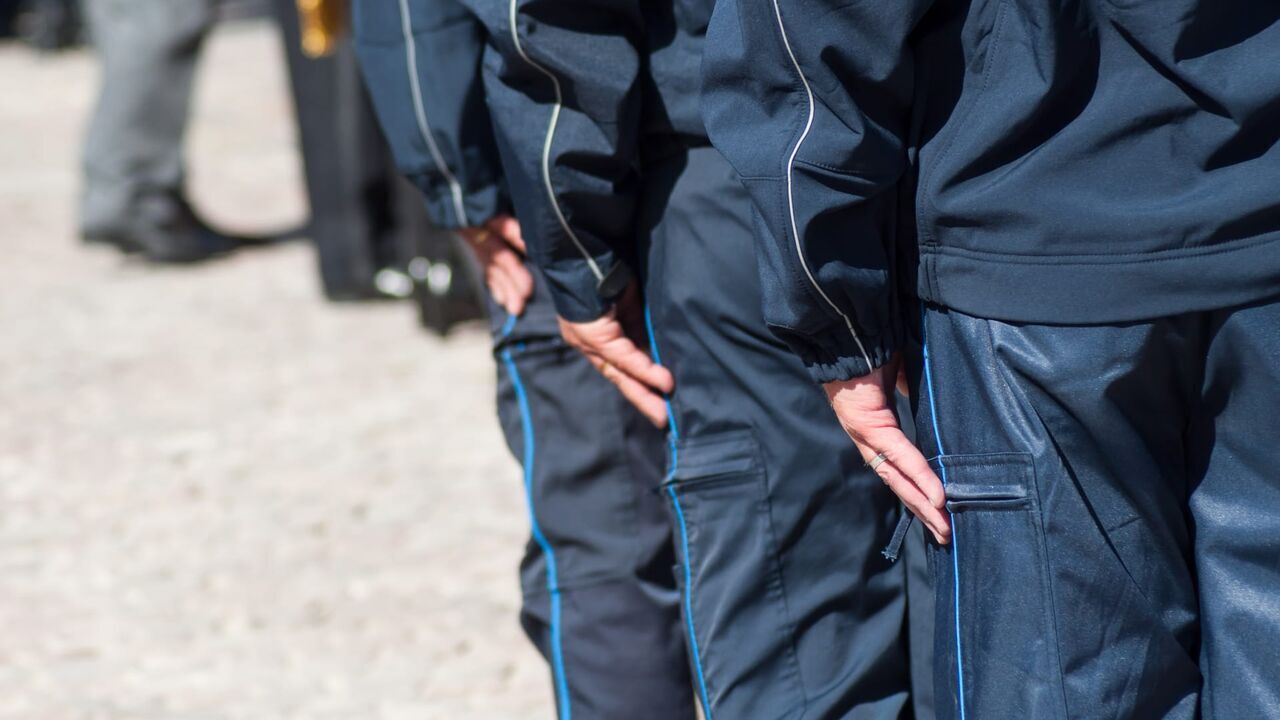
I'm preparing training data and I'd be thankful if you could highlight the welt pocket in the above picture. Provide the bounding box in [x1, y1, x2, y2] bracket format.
[662, 427, 804, 712]
[668, 428, 760, 487]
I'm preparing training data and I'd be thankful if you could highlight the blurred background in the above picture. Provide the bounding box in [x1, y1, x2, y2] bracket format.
[0, 1, 552, 716]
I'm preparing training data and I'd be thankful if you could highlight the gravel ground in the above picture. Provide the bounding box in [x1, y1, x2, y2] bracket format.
[0, 20, 552, 720]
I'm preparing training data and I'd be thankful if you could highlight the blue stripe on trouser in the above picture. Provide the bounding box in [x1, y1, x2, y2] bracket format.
[921, 306, 966, 720]
[645, 305, 713, 718]
[498, 312, 519, 339]
[667, 487, 713, 718]
[500, 347, 571, 719]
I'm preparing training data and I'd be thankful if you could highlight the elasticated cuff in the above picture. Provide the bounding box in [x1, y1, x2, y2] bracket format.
[781, 325, 896, 384]
[543, 260, 634, 323]
[410, 174, 507, 230]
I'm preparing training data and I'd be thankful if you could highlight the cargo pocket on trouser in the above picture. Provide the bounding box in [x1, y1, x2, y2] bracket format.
[932, 452, 1069, 720]
[664, 428, 804, 720]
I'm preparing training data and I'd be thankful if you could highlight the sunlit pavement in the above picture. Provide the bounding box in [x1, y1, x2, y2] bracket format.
[0, 20, 551, 719]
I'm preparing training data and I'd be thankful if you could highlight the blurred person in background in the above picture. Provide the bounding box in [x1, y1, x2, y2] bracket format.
[274, 0, 417, 301]
[352, 2, 697, 717]
[77, 0, 486, 330]
[271, 0, 484, 330]
[2, 0, 81, 50]
[79, 0, 255, 263]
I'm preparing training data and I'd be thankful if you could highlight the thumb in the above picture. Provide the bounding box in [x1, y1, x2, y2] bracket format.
[487, 215, 525, 253]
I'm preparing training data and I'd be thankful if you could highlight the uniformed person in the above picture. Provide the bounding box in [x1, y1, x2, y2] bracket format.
[423, 1, 930, 718]
[351, 3, 698, 717]
[702, 1, 1280, 717]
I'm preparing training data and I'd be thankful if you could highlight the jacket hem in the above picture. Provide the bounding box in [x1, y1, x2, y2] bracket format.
[920, 233, 1280, 324]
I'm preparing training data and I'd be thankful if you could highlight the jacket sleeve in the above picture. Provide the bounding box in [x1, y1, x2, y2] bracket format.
[702, 0, 934, 382]
[477, 0, 645, 322]
[351, 0, 506, 229]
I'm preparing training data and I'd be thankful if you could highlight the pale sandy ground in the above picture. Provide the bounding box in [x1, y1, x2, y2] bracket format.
[0, 20, 554, 720]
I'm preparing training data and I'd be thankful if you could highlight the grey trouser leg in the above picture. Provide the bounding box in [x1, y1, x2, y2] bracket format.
[80, 0, 216, 232]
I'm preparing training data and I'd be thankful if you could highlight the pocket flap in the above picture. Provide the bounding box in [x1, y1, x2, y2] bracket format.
[931, 452, 1036, 509]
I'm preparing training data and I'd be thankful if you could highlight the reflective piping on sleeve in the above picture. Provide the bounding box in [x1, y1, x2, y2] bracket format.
[770, 0, 874, 372]
[506, 0, 605, 283]
[396, 0, 468, 225]
[921, 306, 967, 720]
[500, 349, 572, 719]
[644, 306, 713, 718]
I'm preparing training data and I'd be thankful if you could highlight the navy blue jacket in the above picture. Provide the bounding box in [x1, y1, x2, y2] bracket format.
[351, 0, 506, 230]
[467, 0, 722, 322]
[703, 0, 1280, 382]
[360, 0, 719, 323]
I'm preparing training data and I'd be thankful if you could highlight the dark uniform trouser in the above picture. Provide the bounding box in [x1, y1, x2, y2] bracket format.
[912, 298, 1280, 720]
[81, 0, 215, 231]
[490, 272, 697, 720]
[640, 144, 920, 719]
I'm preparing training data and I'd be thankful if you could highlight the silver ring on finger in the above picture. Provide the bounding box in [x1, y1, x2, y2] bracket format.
[868, 452, 889, 471]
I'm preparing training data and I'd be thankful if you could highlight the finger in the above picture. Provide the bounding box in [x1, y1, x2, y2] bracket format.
[500, 276, 530, 316]
[486, 270, 516, 315]
[877, 461, 952, 545]
[495, 250, 535, 305]
[490, 265, 525, 316]
[489, 282, 507, 312]
[498, 284, 522, 316]
[853, 433, 951, 543]
[596, 360, 669, 428]
[557, 319, 582, 350]
[488, 215, 526, 253]
[511, 264, 535, 303]
[865, 428, 947, 510]
[597, 337, 675, 394]
[896, 365, 910, 398]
